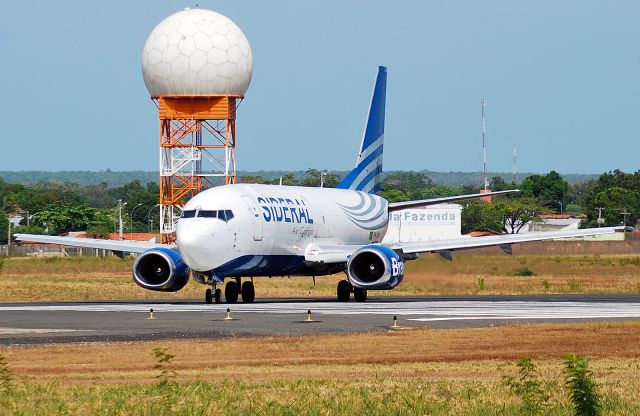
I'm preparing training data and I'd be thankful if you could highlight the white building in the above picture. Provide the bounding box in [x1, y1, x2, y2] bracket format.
[382, 204, 462, 244]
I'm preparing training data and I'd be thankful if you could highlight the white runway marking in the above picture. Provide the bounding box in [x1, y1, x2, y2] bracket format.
[1, 300, 640, 322]
[0, 328, 87, 335]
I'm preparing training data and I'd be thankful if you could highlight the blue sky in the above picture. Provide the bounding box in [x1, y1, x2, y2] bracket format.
[1, 1, 638, 174]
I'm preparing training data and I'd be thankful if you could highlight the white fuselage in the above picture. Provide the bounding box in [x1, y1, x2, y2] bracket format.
[175, 184, 388, 278]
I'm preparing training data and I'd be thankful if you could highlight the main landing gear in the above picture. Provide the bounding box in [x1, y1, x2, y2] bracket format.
[337, 280, 367, 302]
[205, 278, 255, 304]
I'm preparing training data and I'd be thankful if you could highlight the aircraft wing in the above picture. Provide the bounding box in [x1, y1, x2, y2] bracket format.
[388, 227, 619, 255]
[388, 189, 519, 211]
[14, 234, 174, 253]
[304, 227, 619, 263]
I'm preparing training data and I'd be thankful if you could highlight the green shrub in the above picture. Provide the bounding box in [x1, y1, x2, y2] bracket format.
[515, 267, 536, 276]
[563, 354, 601, 416]
[503, 356, 550, 413]
[542, 279, 551, 291]
[477, 276, 486, 291]
[153, 347, 176, 384]
[0, 354, 12, 393]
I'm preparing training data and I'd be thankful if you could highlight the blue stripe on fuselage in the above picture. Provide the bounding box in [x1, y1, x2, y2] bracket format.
[212, 255, 337, 278]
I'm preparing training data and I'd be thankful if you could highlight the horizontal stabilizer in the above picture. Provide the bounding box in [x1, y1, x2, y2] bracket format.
[388, 189, 520, 211]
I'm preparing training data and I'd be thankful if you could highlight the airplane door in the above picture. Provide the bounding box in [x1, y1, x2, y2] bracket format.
[241, 195, 263, 241]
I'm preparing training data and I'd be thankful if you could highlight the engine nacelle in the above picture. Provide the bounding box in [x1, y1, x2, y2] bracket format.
[132, 248, 190, 292]
[346, 245, 404, 290]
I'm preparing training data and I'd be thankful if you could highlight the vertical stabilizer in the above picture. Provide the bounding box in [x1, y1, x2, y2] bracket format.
[337, 66, 387, 194]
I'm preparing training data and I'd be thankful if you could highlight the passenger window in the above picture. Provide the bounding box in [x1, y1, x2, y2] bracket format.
[181, 210, 196, 218]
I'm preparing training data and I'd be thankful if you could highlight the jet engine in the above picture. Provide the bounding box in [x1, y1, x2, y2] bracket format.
[132, 248, 190, 292]
[346, 245, 404, 290]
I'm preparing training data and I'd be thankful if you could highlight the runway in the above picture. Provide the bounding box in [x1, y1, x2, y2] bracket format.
[1, 294, 639, 345]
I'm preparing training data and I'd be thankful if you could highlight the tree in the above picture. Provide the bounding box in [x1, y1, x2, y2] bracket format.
[85, 224, 111, 239]
[521, 171, 569, 210]
[30, 204, 98, 235]
[461, 200, 504, 234]
[583, 170, 640, 227]
[238, 175, 266, 184]
[382, 172, 433, 199]
[301, 169, 339, 188]
[499, 198, 549, 234]
[268, 173, 298, 186]
[461, 197, 549, 234]
[0, 214, 7, 244]
[491, 176, 520, 192]
[590, 187, 640, 227]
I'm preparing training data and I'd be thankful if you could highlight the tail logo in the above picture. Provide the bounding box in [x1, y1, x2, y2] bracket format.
[337, 192, 388, 231]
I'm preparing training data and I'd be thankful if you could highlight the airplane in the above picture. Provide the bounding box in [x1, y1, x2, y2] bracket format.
[16, 66, 618, 304]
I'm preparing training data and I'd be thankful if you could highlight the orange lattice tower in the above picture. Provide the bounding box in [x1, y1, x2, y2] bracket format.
[142, 8, 253, 243]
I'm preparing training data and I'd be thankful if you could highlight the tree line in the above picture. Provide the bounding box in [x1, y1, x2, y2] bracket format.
[1, 168, 638, 244]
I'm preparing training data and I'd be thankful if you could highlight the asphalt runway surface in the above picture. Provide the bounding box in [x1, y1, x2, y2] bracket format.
[1, 294, 640, 345]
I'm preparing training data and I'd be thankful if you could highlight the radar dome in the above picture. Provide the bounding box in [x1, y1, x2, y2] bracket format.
[142, 8, 253, 98]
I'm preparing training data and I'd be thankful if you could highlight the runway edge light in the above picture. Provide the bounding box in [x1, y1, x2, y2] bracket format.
[142, 8, 254, 244]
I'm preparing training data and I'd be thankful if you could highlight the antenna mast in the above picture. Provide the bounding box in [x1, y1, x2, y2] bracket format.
[512, 145, 517, 183]
[481, 98, 489, 190]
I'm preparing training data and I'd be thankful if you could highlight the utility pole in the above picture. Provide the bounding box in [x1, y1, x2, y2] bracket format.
[595, 207, 605, 227]
[620, 209, 630, 228]
[320, 171, 326, 188]
[118, 199, 127, 240]
[6, 215, 11, 255]
[512, 145, 517, 184]
[129, 203, 143, 233]
[481, 98, 489, 191]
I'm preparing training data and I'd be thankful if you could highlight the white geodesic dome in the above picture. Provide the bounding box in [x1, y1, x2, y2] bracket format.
[142, 8, 253, 97]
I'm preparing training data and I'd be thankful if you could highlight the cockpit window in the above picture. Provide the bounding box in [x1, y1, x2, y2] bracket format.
[181, 210, 196, 218]
[180, 209, 234, 221]
[197, 210, 218, 218]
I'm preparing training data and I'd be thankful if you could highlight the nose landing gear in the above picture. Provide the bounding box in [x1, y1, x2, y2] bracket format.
[205, 286, 222, 304]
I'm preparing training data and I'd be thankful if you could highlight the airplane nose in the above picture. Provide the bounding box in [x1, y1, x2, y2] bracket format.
[175, 220, 215, 271]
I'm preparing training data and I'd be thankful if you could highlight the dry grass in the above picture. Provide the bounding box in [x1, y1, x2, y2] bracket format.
[0, 254, 639, 302]
[2, 323, 640, 414]
[2, 321, 640, 384]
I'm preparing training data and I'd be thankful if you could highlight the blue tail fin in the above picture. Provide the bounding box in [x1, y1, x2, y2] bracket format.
[337, 66, 387, 194]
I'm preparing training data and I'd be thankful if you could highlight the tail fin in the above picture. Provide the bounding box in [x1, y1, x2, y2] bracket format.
[337, 66, 387, 194]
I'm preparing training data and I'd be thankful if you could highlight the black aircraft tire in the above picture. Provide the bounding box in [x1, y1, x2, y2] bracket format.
[241, 281, 255, 303]
[337, 280, 351, 302]
[214, 288, 222, 304]
[225, 281, 239, 304]
[354, 288, 367, 302]
[205, 288, 212, 304]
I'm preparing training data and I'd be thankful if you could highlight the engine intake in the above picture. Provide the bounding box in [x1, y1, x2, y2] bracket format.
[132, 248, 190, 292]
[347, 245, 404, 290]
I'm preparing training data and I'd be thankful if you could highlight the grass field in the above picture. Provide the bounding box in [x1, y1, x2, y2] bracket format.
[1, 254, 640, 414]
[0, 254, 639, 302]
[1, 322, 640, 414]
